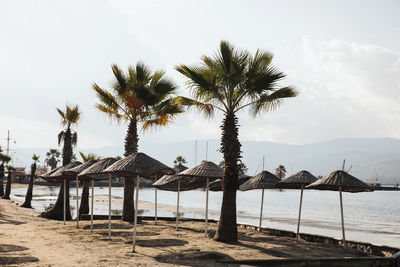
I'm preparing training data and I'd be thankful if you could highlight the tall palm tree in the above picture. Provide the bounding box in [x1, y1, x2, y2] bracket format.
[173, 155, 187, 167]
[0, 153, 11, 197]
[78, 152, 101, 218]
[275, 164, 287, 179]
[41, 104, 80, 220]
[176, 41, 297, 242]
[45, 149, 61, 170]
[21, 154, 40, 208]
[3, 165, 14, 200]
[93, 63, 183, 221]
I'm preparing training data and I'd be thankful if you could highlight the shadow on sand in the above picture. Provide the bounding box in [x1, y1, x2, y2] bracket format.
[155, 249, 236, 267]
[0, 244, 39, 265]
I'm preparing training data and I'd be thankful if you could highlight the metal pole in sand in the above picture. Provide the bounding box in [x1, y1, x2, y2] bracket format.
[90, 178, 94, 233]
[76, 175, 79, 228]
[133, 175, 140, 252]
[63, 179, 66, 225]
[108, 173, 112, 239]
[154, 187, 158, 225]
[296, 184, 304, 240]
[176, 179, 181, 231]
[259, 156, 265, 231]
[339, 186, 346, 247]
[205, 177, 209, 236]
[259, 188, 264, 231]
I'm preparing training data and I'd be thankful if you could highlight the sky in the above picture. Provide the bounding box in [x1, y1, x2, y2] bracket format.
[1, 0, 400, 158]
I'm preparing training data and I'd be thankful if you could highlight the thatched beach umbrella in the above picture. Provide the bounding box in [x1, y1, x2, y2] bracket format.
[209, 174, 251, 191]
[63, 159, 99, 228]
[153, 164, 195, 230]
[78, 157, 118, 236]
[103, 152, 174, 252]
[276, 170, 318, 240]
[177, 161, 223, 235]
[240, 170, 281, 230]
[48, 161, 82, 225]
[38, 166, 63, 183]
[306, 170, 371, 246]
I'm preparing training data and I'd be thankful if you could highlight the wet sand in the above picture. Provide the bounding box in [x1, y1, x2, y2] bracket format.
[0, 194, 371, 267]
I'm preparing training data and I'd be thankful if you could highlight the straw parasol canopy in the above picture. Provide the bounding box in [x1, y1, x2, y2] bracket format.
[239, 171, 280, 191]
[152, 164, 198, 191]
[38, 165, 63, 183]
[276, 170, 318, 189]
[103, 153, 174, 178]
[44, 161, 82, 182]
[306, 170, 371, 192]
[209, 174, 251, 191]
[78, 158, 118, 180]
[63, 159, 99, 176]
[178, 161, 223, 179]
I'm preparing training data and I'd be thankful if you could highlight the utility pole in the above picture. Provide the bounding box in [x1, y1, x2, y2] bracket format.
[6, 130, 10, 156]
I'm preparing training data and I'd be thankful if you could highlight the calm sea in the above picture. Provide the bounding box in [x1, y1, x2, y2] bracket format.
[11, 186, 400, 248]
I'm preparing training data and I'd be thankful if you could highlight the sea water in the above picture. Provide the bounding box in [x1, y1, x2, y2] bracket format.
[11, 186, 400, 248]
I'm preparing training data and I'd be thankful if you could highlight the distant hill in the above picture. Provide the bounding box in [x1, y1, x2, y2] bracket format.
[12, 138, 400, 184]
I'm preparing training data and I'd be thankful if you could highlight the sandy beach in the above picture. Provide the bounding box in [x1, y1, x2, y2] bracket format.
[0, 191, 373, 267]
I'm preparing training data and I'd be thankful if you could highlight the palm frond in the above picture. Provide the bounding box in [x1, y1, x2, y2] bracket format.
[248, 87, 297, 116]
[72, 132, 78, 146]
[174, 96, 215, 117]
[57, 131, 65, 146]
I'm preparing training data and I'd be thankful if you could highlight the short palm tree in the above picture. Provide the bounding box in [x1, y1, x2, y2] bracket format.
[41, 104, 80, 220]
[275, 164, 287, 179]
[78, 152, 101, 218]
[176, 41, 297, 242]
[45, 149, 61, 170]
[21, 154, 40, 208]
[0, 153, 11, 197]
[173, 156, 187, 167]
[93, 63, 183, 221]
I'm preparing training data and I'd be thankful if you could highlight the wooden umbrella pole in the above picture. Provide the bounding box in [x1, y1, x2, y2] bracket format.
[108, 174, 111, 239]
[133, 175, 140, 252]
[155, 187, 158, 225]
[205, 177, 209, 236]
[90, 179, 94, 233]
[339, 186, 346, 247]
[259, 188, 265, 231]
[176, 179, 180, 231]
[296, 185, 304, 240]
[63, 179, 66, 225]
[76, 175, 79, 228]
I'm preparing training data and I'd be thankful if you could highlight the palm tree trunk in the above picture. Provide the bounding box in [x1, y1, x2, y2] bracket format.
[21, 163, 36, 208]
[3, 170, 13, 200]
[0, 163, 4, 197]
[40, 128, 73, 220]
[214, 112, 241, 242]
[78, 180, 89, 218]
[122, 119, 138, 222]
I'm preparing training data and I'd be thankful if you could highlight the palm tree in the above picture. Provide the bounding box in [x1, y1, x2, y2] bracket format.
[41, 104, 80, 220]
[0, 153, 11, 197]
[173, 156, 187, 167]
[45, 149, 61, 170]
[3, 165, 14, 200]
[275, 165, 287, 180]
[176, 41, 297, 242]
[21, 154, 40, 208]
[78, 152, 101, 218]
[93, 63, 183, 221]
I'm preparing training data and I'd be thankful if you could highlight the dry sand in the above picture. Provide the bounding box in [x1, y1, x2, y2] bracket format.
[0, 192, 370, 266]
